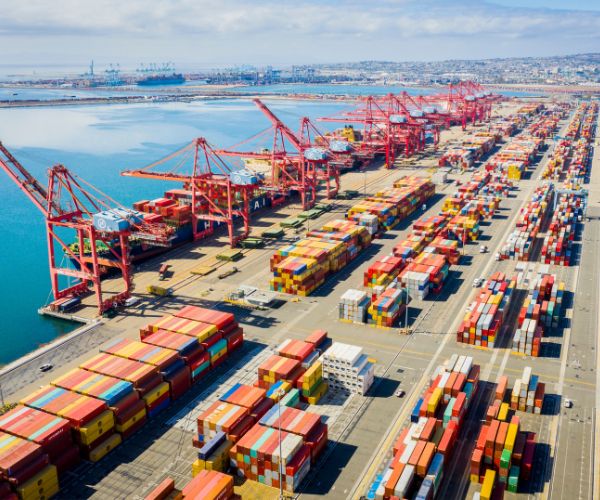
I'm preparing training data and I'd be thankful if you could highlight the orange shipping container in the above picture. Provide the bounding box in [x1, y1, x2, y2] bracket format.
[408, 439, 427, 467]
[417, 442, 436, 477]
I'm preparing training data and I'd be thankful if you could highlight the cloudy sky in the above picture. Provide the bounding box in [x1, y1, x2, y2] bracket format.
[0, 0, 599, 71]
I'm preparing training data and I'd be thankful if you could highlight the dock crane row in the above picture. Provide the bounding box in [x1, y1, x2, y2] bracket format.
[0, 142, 174, 315]
[0, 80, 496, 316]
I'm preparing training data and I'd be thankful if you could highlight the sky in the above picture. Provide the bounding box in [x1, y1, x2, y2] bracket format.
[0, 0, 599, 72]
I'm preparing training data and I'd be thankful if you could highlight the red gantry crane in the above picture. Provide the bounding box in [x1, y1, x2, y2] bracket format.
[217, 98, 339, 208]
[122, 138, 260, 248]
[319, 95, 427, 169]
[0, 142, 174, 315]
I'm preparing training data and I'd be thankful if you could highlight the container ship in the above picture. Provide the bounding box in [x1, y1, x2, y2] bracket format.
[69, 187, 282, 269]
[137, 73, 185, 86]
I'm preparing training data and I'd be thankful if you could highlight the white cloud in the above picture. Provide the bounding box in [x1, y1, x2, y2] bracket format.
[0, 0, 598, 62]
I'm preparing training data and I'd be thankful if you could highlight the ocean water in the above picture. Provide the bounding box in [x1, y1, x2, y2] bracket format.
[0, 98, 350, 364]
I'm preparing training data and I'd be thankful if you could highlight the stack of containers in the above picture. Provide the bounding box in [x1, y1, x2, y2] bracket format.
[353, 213, 379, 236]
[512, 273, 564, 356]
[438, 147, 475, 169]
[498, 183, 553, 261]
[140, 329, 210, 383]
[0, 406, 78, 475]
[457, 272, 516, 347]
[372, 356, 480, 499]
[259, 406, 328, 464]
[510, 367, 545, 414]
[180, 469, 234, 499]
[347, 177, 434, 230]
[426, 237, 460, 265]
[471, 388, 538, 493]
[101, 338, 191, 400]
[0, 432, 58, 499]
[277, 339, 315, 363]
[393, 233, 428, 261]
[229, 423, 310, 492]
[20, 386, 115, 465]
[193, 431, 233, 473]
[196, 401, 251, 446]
[445, 214, 480, 242]
[270, 220, 371, 296]
[339, 289, 371, 323]
[399, 252, 449, 298]
[220, 384, 273, 425]
[80, 353, 170, 418]
[51, 369, 146, 440]
[257, 355, 304, 390]
[368, 287, 407, 327]
[321, 342, 374, 395]
[442, 197, 464, 215]
[296, 361, 328, 404]
[174, 306, 243, 368]
[363, 255, 404, 288]
[542, 193, 583, 266]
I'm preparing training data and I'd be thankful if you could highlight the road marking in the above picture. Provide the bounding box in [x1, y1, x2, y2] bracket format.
[542, 243, 581, 500]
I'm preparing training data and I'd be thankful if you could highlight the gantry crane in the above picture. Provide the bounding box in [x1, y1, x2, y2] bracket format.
[217, 98, 339, 208]
[0, 142, 174, 315]
[319, 95, 426, 169]
[122, 138, 260, 248]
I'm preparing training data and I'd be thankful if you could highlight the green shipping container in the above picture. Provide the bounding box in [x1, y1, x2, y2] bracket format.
[508, 465, 520, 493]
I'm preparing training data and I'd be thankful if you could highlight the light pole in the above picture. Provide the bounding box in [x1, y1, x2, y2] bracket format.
[404, 283, 409, 331]
[277, 387, 286, 500]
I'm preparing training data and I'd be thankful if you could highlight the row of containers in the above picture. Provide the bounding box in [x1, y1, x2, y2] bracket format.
[191, 330, 374, 493]
[541, 103, 597, 265]
[367, 355, 481, 499]
[457, 269, 565, 356]
[471, 368, 543, 499]
[337, 103, 565, 330]
[483, 102, 570, 183]
[340, 157, 520, 328]
[499, 101, 598, 263]
[0, 305, 243, 500]
[438, 101, 564, 172]
[269, 176, 435, 296]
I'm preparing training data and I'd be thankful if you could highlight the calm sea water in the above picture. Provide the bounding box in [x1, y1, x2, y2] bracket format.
[0, 98, 350, 364]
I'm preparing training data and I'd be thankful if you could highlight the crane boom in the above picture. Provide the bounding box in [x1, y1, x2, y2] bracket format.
[0, 141, 55, 214]
[253, 98, 303, 151]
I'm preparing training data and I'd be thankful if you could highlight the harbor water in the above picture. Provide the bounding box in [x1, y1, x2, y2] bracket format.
[0, 97, 349, 365]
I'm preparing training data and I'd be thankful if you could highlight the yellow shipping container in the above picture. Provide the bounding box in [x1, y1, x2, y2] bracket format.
[480, 469, 496, 500]
[143, 382, 170, 406]
[505, 423, 518, 452]
[77, 409, 115, 445]
[497, 403, 509, 422]
[88, 433, 122, 463]
[307, 381, 328, 405]
[16, 464, 59, 500]
[115, 407, 147, 433]
[428, 387, 442, 414]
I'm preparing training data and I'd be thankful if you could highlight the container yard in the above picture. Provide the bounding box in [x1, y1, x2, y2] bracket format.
[0, 89, 598, 500]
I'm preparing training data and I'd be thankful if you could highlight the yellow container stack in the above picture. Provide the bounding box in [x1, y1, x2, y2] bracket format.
[15, 465, 59, 500]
